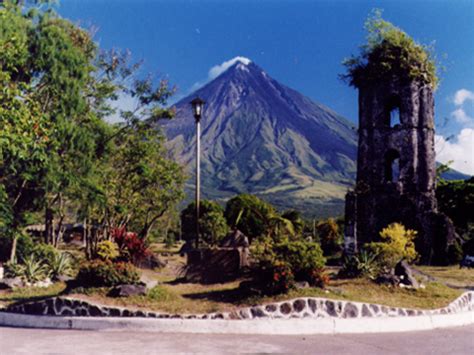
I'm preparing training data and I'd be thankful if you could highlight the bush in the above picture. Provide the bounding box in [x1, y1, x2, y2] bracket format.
[252, 236, 327, 294]
[96, 240, 120, 261]
[32, 243, 58, 265]
[112, 228, 150, 264]
[21, 255, 50, 283]
[339, 250, 379, 279]
[76, 260, 140, 287]
[48, 252, 73, 280]
[366, 223, 418, 271]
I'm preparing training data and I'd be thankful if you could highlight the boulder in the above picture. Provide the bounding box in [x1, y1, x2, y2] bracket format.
[395, 260, 420, 288]
[220, 230, 249, 248]
[108, 284, 147, 297]
[375, 273, 400, 286]
[0, 277, 24, 290]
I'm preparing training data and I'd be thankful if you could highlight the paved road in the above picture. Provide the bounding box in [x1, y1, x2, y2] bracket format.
[0, 325, 473, 354]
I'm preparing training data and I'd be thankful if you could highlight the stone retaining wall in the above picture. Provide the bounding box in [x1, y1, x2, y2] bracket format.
[4, 292, 473, 320]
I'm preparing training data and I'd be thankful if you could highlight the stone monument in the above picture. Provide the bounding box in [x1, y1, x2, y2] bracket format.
[344, 76, 456, 264]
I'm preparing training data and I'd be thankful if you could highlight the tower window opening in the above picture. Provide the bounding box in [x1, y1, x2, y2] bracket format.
[385, 95, 402, 127]
[385, 149, 400, 182]
[390, 107, 401, 127]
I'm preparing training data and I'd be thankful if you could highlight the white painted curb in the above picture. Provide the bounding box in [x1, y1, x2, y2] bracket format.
[1, 310, 473, 334]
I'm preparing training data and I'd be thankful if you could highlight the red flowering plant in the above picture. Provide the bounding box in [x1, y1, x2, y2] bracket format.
[111, 227, 150, 265]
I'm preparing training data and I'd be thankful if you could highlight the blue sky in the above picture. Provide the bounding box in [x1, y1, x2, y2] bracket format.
[58, 0, 474, 175]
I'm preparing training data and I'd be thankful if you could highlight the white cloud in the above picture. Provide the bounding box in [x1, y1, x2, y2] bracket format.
[451, 108, 472, 124]
[436, 128, 474, 175]
[208, 56, 251, 80]
[453, 89, 474, 106]
[189, 56, 252, 92]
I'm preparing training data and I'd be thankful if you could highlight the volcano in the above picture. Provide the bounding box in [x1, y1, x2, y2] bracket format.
[162, 59, 358, 217]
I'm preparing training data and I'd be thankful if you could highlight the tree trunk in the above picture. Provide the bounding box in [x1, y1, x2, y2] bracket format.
[45, 207, 54, 244]
[9, 235, 18, 263]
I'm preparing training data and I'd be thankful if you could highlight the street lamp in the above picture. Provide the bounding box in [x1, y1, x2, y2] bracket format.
[191, 97, 205, 249]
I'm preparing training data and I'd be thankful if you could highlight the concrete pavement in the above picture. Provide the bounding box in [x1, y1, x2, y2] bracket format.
[1, 325, 474, 354]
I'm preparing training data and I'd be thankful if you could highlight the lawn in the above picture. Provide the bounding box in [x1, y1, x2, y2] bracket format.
[416, 266, 474, 288]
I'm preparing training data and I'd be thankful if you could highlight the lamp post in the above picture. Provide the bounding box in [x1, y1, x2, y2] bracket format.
[191, 97, 205, 249]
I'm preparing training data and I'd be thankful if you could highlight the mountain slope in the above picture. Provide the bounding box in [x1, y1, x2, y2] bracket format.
[162, 60, 357, 217]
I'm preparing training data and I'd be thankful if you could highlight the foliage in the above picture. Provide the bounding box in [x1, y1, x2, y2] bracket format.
[281, 210, 304, 235]
[31, 243, 58, 266]
[20, 255, 50, 283]
[112, 227, 150, 264]
[339, 250, 379, 279]
[3, 261, 23, 278]
[316, 218, 343, 256]
[48, 252, 73, 280]
[366, 223, 418, 271]
[252, 236, 327, 294]
[0, 233, 34, 263]
[436, 177, 474, 244]
[181, 200, 229, 246]
[76, 259, 140, 287]
[341, 9, 438, 89]
[96, 240, 120, 261]
[224, 194, 275, 241]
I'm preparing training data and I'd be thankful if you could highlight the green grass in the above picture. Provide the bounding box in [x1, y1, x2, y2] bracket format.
[0, 282, 66, 308]
[417, 266, 474, 288]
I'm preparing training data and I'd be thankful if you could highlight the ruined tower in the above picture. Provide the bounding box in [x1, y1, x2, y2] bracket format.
[344, 77, 456, 264]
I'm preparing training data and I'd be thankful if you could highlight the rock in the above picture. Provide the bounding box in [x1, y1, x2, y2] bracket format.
[108, 284, 147, 297]
[295, 281, 310, 289]
[34, 277, 53, 288]
[137, 254, 167, 270]
[220, 230, 249, 248]
[395, 260, 419, 288]
[0, 266, 4, 280]
[0, 277, 24, 290]
[375, 273, 400, 286]
[57, 275, 74, 283]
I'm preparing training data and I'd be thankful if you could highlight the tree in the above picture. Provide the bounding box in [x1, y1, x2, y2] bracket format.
[181, 200, 228, 246]
[224, 194, 275, 241]
[316, 218, 343, 256]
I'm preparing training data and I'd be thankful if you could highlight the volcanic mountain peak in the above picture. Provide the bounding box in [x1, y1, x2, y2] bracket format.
[162, 60, 358, 217]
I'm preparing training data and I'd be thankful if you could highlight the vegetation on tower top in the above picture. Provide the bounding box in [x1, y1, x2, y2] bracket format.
[341, 10, 439, 90]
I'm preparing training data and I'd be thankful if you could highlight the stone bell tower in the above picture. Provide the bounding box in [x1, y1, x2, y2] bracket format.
[344, 77, 456, 264]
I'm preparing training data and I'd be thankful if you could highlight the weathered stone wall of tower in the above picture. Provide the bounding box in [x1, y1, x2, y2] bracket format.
[345, 78, 456, 264]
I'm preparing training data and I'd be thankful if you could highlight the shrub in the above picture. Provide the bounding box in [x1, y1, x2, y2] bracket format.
[21, 255, 49, 283]
[0, 233, 34, 263]
[96, 240, 120, 261]
[48, 252, 73, 280]
[3, 261, 23, 278]
[339, 250, 379, 279]
[341, 10, 438, 89]
[31, 243, 58, 265]
[112, 227, 150, 264]
[366, 223, 418, 271]
[252, 236, 327, 294]
[76, 260, 140, 287]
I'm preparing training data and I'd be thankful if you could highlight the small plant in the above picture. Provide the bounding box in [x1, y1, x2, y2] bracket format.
[3, 261, 23, 278]
[31, 243, 59, 266]
[367, 223, 418, 272]
[96, 240, 120, 261]
[340, 250, 379, 279]
[21, 255, 49, 283]
[76, 259, 140, 287]
[112, 227, 150, 264]
[48, 252, 73, 280]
